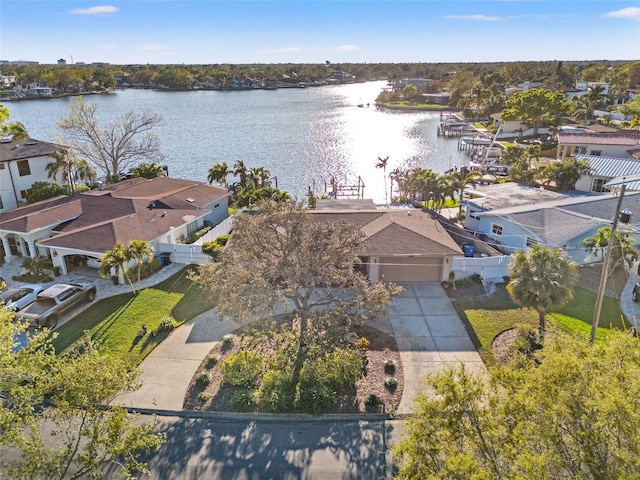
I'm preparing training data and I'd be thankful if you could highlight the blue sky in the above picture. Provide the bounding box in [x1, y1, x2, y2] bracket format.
[1, 1, 639, 65]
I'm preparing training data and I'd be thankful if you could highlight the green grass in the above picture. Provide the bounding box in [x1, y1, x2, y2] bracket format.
[453, 285, 626, 366]
[383, 102, 449, 109]
[52, 266, 216, 365]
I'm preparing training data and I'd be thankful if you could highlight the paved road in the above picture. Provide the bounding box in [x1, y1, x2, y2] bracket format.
[136, 416, 403, 480]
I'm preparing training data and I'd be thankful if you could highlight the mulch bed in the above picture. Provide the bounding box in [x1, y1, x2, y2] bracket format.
[183, 319, 403, 414]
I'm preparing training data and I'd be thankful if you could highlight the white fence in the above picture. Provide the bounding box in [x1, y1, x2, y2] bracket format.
[194, 216, 234, 245]
[158, 216, 235, 265]
[452, 255, 511, 281]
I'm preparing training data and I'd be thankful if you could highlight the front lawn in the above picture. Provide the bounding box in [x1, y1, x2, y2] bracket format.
[52, 266, 215, 365]
[453, 284, 624, 366]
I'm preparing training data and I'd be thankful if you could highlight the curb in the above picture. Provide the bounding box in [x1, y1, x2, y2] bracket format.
[125, 407, 411, 422]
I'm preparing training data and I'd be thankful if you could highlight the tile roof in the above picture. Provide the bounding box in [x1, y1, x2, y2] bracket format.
[557, 131, 640, 147]
[309, 210, 462, 256]
[0, 138, 68, 162]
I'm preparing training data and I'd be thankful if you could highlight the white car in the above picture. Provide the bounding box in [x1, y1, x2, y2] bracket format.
[0, 284, 45, 311]
[86, 257, 101, 269]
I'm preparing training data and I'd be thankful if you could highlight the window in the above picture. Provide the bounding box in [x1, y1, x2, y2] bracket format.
[589, 150, 602, 156]
[0, 163, 5, 169]
[0, 195, 3, 209]
[591, 178, 609, 193]
[492, 224, 503, 236]
[469, 209, 480, 220]
[17, 160, 31, 176]
[526, 237, 537, 248]
[20, 189, 29, 199]
[186, 221, 199, 237]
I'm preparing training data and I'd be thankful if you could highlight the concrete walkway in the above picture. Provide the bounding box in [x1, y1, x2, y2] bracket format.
[116, 281, 487, 415]
[619, 266, 640, 331]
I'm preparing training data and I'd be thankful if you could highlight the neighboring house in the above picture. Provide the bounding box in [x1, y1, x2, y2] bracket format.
[311, 199, 462, 282]
[462, 182, 570, 233]
[0, 177, 230, 277]
[557, 130, 640, 160]
[0, 138, 68, 213]
[389, 78, 433, 94]
[468, 190, 640, 264]
[573, 154, 640, 193]
[422, 92, 451, 105]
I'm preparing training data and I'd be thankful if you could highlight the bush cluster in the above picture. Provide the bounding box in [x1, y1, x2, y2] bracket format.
[126, 258, 161, 282]
[220, 350, 264, 387]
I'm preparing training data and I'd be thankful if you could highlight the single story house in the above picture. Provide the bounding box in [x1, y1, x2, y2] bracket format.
[573, 154, 640, 193]
[0, 177, 230, 277]
[0, 138, 69, 213]
[310, 199, 462, 282]
[467, 190, 640, 264]
[461, 182, 570, 232]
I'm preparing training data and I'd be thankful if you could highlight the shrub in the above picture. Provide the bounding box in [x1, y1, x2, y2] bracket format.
[221, 334, 235, 346]
[216, 234, 230, 246]
[300, 349, 363, 394]
[197, 392, 210, 403]
[153, 316, 178, 335]
[201, 241, 223, 261]
[195, 371, 211, 387]
[365, 394, 381, 407]
[126, 258, 161, 282]
[296, 384, 336, 414]
[191, 226, 212, 242]
[258, 369, 295, 412]
[220, 350, 264, 387]
[384, 359, 396, 374]
[230, 389, 257, 412]
[384, 377, 398, 391]
[355, 337, 370, 350]
[206, 354, 219, 368]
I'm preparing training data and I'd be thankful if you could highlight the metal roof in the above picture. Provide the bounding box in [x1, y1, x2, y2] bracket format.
[576, 154, 640, 179]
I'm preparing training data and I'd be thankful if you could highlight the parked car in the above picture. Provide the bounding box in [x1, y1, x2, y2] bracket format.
[0, 284, 45, 311]
[86, 257, 101, 269]
[16, 281, 97, 328]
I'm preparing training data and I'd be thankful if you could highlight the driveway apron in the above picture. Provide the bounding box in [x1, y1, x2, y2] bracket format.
[390, 282, 487, 415]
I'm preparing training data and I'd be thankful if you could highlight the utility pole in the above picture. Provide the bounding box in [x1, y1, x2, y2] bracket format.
[590, 183, 627, 343]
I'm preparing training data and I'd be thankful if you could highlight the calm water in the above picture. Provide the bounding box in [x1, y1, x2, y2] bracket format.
[7, 81, 470, 203]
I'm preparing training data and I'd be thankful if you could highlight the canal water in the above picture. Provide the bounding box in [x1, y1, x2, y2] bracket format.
[6, 81, 470, 203]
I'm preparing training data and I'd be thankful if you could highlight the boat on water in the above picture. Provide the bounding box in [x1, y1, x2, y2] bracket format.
[460, 136, 492, 146]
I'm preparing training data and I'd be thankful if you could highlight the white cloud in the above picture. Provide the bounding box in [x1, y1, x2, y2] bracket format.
[602, 7, 640, 20]
[332, 44, 360, 52]
[69, 5, 119, 15]
[445, 14, 504, 21]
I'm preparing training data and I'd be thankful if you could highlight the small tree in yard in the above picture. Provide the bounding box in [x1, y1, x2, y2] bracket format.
[507, 245, 578, 334]
[0, 310, 165, 479]
[394, 331, 640, 479]
[190, 200, 402, 401]
[127, 239, 154, 287]
[99, 242, 135, 293]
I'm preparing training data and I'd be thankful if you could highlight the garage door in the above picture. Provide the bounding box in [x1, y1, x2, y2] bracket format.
[379, 256, 443, 282]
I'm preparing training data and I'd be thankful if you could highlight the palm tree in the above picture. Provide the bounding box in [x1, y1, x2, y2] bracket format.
[583, 226, 639, 271]
[447, 169, 483, 216]
[46, 150, 77, 193]
[389, 167, 404, 203]
[4, 121, 29, 140]
[207, 162, 231, 186]
[99, 243, 135, 294]
[127, 240, 154, 289]
[75, 158, 97, 185]
[233, 160, 248, 187]
[507, 245, 579, 333]
[132, 162, 166, 179]
[376, 156, 389, 204]
[248, 167, 271, 189]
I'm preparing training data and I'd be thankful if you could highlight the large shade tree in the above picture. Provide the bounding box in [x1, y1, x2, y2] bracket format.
[501, 88, 572, 136]
[57, 97, 165, 181]
[536, 157, 592, 191]
[507, 245, 579, 333]
[393, 331, 640, 479]
[191, 200, 400, 389]
[0, 309, 165, 479]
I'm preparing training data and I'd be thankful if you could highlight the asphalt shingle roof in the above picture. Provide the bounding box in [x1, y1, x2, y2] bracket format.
[0, 138, 68, 162]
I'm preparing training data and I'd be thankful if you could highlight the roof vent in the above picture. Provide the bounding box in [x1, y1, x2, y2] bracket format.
[161, 211, 167, 217]
[186, 197, 195, 203]
[25, 141, 37, 146]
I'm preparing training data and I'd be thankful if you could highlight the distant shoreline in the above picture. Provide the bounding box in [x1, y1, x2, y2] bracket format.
[375, 102, 458, 112]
